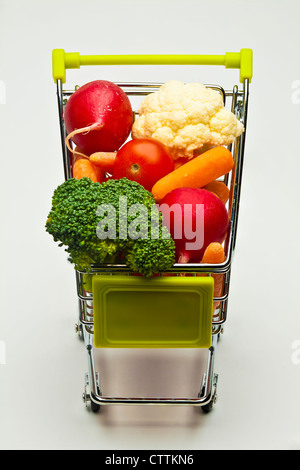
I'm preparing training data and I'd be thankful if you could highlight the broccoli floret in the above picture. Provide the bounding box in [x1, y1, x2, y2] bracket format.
[46, 177, 175, 276]
[125, 235, 175, 278]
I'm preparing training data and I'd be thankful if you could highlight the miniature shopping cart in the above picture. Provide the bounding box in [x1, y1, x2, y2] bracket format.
[52, 48, 252, 413]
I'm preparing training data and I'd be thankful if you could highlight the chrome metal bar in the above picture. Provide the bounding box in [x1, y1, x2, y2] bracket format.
[231, 79, 249, 252]
[79, 300, 93, 326]
[82, 315, 94, 346]
[85, 334, 218, 407]
[76, 270, 230, 302]
[212, 298, 228, 326]
[62, 83, 228, 98]
[212, 263, 231, 326]
[77, 257, 232, 275]
[56, 80, 72, 181]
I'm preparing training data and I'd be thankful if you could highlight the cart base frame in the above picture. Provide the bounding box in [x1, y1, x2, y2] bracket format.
[78, 321, 219, 413]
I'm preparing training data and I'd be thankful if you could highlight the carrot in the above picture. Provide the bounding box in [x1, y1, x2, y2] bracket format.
[203, 180, 230, 205]
[73, 158, 104, 183]
[200, 242, 226, 314]
[151, 146, 234, 202]
[89, 152, 117, 173]
[201, 242, 225, 264]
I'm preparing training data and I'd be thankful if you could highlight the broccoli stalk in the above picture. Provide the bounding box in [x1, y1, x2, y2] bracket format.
[45, 177, 175, 277]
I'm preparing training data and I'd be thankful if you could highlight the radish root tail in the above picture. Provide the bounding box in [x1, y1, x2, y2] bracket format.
[65, 123, 101, 160]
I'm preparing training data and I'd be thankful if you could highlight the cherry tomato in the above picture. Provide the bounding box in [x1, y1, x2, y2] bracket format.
[113, 138, 174, 191]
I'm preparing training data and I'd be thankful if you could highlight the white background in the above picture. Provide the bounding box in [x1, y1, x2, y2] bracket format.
[0, 0, 300, 451]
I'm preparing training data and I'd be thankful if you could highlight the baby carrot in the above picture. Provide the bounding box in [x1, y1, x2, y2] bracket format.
[203, 180, 230, 205]
[200, 242, 226, 314]
[201, 242, 225, 264]
[73, 158, 104, 183]
[151, 146, 234, 202]
[89, 152, 117, 174]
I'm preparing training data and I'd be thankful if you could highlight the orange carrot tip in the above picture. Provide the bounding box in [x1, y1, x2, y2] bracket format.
[201, 242, 225, 264]
[89, 152, 117, 173]
[204, 180, 230, 205]
[73, 158, 104, 183]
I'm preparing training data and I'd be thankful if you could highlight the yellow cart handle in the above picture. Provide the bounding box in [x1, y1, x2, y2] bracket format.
[52, 48, 253, 84]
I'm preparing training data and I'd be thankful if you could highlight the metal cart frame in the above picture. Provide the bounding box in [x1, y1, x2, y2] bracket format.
[52, 49, 252, 412]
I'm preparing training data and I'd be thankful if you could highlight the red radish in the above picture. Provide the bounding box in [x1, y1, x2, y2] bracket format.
[64, 80, 133, 156]
[159, 188, 229, 263]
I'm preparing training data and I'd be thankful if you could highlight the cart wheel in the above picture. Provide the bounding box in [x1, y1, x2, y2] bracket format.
[90, 387, 102, 413]
[83, 374, 102, 413]
[75, 322, 84, 340]
[218, 327, 224, 341]
[198, 373, 218, 413]
[91, 384, 102, 413]
[197, 390, 217, 413]
[201, 395, 216, 414]
[82, 389, 101, 413]
[90, 399, 101, 413]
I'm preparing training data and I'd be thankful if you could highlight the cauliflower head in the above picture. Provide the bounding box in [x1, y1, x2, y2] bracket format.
[132, 80, 244, 160]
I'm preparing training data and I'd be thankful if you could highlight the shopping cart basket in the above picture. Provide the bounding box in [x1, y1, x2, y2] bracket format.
[52, 48, 253, 413]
